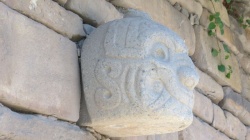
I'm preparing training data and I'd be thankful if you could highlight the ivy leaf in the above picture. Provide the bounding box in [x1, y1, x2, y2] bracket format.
[208, 22, 216, 30]
[218, 64, 226, 72]
[208, 30, 215, 36]
[214, 12, 220, 17]
[218, 22, 224, 29]
[220, 29, 224, 35]
[226, 73, 231, 79]
[225, 55, 230, 59]
[246, 19, 250, 25]
[209, 15, 215, 21]
[243, 24, 248, 29]
[211, 48, 219, 57]
[223, 44, 230, 53]
[238, 16, 244, 24]
[226, 0, 231, 3]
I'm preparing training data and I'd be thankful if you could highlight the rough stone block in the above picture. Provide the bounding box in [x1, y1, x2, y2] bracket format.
[111, 133, 178, 140]
[239, 55, 250, 74]
[223, 111, 247, 140]
[195, 67, 224, 104]
[53, 0, 67, 6]
[110, 0, 196, 56]
[241, 70, 250, 102]
[212, 104, 226, 132]
[196, 0, 230, 27]
[199, 9, 239, 55]
[80, 11, 199, 137]
[229, 15, 245, 35]
[193, 90, 213, 124]
[0, 104, 95, 140]
[192, 25, 242, 93]
[1, 0, 85, 41]
[65, 0, 123, 26]
[247, 127, 250, 140]
[0, 3, 80, 122]
[167, 0, 203, 19]
[220, 87, 250, 126]
[179, 117, 231, 140]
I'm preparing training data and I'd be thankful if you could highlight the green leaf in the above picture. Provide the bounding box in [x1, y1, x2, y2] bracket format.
[228, 65, 232, 69]
[218, 64, 226, 72]
[246, 19, 250, 25]
[223, 44, 230, 53]
[208, 22, 216, 30]
[214, 12, 220, 17]
[209, 15, 215, 21]
[211, 48, 219, 57]
[225, 55, 230, 59]
[226, 0, 231, 3]
[220, 29, 224, 35]
[226, 73, 231, 79]
[218, 22, 224, 29]
[238, 16, 244, 24]
[208, 30, 215, 36]
[243, 24, 248, 29]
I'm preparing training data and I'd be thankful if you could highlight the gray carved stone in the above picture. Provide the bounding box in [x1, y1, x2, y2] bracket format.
[80, 11, 199, 137]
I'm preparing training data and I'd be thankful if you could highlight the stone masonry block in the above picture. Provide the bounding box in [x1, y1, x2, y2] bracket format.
[0, 2, 80, 122]
[193, 90, 213, 124]
[80, 11, 199, 137]
[200, 9, 239, 55]
[220, 87, 250, 126]
[195, 67, 224, 104]
[196, 0, 230, 27]
[223, 111, 247, 140]
[65, 0, 123, 26]
[0, 104, 95, 140]
[241, 70, 250, 102]
[192, 25, 242, 93]
[239, 55, 250, 74]
[179, 117, 231, 140]
[111, 133, 178, 140]
[168, 0, 203, 19]
[1, 0, 85, 41]
[53, 0, 68, 6]
[247, 127, 250, 140]
[110, 0, 196, 56]
[212, 104, 226, 132]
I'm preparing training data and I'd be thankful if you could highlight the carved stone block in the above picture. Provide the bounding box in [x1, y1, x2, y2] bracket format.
[80, 11, 199, 137]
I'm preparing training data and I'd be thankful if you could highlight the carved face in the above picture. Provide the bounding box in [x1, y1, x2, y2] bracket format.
[81, 12, 200, 136]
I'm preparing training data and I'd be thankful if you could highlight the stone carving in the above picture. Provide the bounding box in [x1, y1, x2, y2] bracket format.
[80, 11, 199, 137]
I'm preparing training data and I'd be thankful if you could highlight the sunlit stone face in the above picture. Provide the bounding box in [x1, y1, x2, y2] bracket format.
[80, 11, 199, 137]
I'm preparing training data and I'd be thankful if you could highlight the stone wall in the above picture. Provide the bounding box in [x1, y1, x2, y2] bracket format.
[0, 0, 249, 140]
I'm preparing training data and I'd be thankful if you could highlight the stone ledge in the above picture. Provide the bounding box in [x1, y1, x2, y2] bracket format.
[0, 104, 96, 140]
[0, 0, 85, 41]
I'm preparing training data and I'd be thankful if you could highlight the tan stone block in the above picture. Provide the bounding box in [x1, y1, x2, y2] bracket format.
[179, 117, 231, 140]
[53, 0, 67, 6]
[247, 127, 250, 140]
[193, 90, 213, 124]
[195, 67, 224, 104]
[192, 25, 242, 93]
[0, 104, 96, 140]
[111, 133, 178, 140]
[240, 55, 250, 74]
[241, 70, 250, 102]
[0, 3, 80, 122]
[212, 104, 226, 132]
[1, 0, 85, 41]
[223, 111, 247, 140]
[110, 0, 196, 56]
[168, 0, 203, 19]
[65, 0, 123, 26]
[220, 87, 250, 126]
[196, 0, 230, 27]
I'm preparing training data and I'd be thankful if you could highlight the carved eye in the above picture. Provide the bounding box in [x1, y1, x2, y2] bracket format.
[151, 43, 169, 61]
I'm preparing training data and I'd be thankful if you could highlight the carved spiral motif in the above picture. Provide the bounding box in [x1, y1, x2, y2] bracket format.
[94, 60, 122, 109]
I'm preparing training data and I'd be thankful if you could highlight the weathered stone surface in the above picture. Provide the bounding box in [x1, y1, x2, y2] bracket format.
[220, 87, 250, 126]
[168, 0, 203, 19]
[193, 90, 213, 124]
[229, 15, 244, 35]
[83, 24, 96, 36]
[195, 68, 224, 104]
[192, 25, 242, 93]
[1, 0, 85, 41]
[110, 0, 196, 56]
[223, 111, 247, 140]
[240, 55, 250, 74]
[241, 70, 250, 102]
[196, 0, 230, 27]
[179, 117, 231, 140]
[65, 0, 123, 26]
[247, 127, 250, 140]
[212, 104, 226, 132]
[80, 12, 199, 137]
[0, 104, 95, 140]
[0, 3, 80, 122]
[111, 133, 178, 140]
[53, 0, 67, 6]
[200, 9, 239, 55]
